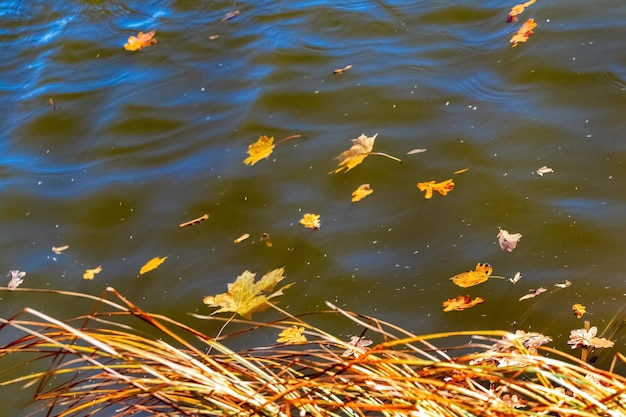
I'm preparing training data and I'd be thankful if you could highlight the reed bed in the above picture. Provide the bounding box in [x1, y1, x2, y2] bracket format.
[1, 287, 625, 417]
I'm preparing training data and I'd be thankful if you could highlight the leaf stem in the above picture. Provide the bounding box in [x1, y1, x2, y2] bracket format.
[369, 152, 402, 163]
[275, 134, 302, 145]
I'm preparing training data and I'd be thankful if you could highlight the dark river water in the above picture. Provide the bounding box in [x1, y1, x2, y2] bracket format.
[1, 0, 625, 414]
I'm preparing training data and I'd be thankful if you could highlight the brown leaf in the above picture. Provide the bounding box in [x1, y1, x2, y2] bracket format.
[244, 135, 275, 166]
[497, 227, 522, 252]
[519, 287, 546, 301]
[351, 184, 373, 202]
[450, 263, 493, 288]
[124, 30, 157, 51]
[443, 295, 485, 312]
[342, 336, 373, 357]
[510, 19, 537, 47]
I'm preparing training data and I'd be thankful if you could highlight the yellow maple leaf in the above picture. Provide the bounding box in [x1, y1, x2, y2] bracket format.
[331, 133, 401, 174]
[507, 0, 536, 22]
[203, 268, 292, 319]
[450, 263, 493, 287]
[277, 326, 307, 344]
[83, 266, 102, 280]
[124, 30, 157, 51]
[300, 213, 320, 230]
[139, 256, 167, 275]
[443, 295, 485, 312]
[351, 184, 373, 202]
[244, 135, 275, 166]
[510, 19, 537, 47]
[417, 179, 454, 199]
[572, 303, 586, 319]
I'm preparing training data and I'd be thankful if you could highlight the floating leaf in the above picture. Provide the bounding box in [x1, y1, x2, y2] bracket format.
[417, 179, 454, 199]
[52, 245, 70, 254]
[333, 65, 352, 74]
[179, 214, 209, 228]
[83, 266, 102, 280]
[519, 287, 546, 301]
[497, 227, 522, 252]
[124, 30, 157, 51]
[351, 184, 373, 203]
[572, 304, 586, 319]
[202, 267, 292, 319]
[300, 213, 320, 230]
[567, 326, 614, 349]
[7, 270, 26, 290]
[234, 234, 250, 244]
[510, 19, 537, 47]
[443, 295, 485, 312]
[261, 232, 273, 247]
[555, 280, 571, 288]
[244, 135, 275, 166]
[450, 263, 493, 288]
[139, 256, 167, 275]
[406, 148, 427, 155]
[454, 168, 469, 174]
[507, 0, 536, 23]
[536, 165, 554, 176]
[510, 271, 522, 284]
[277, 326, 307, 344]
[331, 133, 401, 174]
[342, 336, 373, 357]
[220, 10, 240, 21]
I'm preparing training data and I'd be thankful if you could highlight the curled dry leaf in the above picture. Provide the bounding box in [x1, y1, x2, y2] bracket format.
[139, 256, 167, 275]
[331, 133, 401, 174]
[244, 135, 275, 166]
[351, 184, 373, 203]
[519, 287, 546, 301]
[567, 326, 614, 349]
[83, 266, 102, 280]
[536, 165, 554, 176]
[276, 326, 307, 344]
[450, 263, 493, 288]
[300, 213, 320, 230]
[52, 245, 70, 254]
[124, 30, 157, 51]
[333, 65, 352, 74]
[497, 227, 522, 252]
[442, 295, 485, 312]
[507, 0, 536, 22]
[510, 271, 522, 284]
[572, 303, 586, 319]
[342, 336, 373, 357]
[234, 234, 250, 244]
[179, 214, 209, 228]
[417, 179, 454, 199]
[510, 18, 537, 47]
[7, 270, 26, 290]
[554, 280, 571, 288]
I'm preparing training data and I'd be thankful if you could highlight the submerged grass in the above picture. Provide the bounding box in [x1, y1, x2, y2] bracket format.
[1, 287, 625, 417]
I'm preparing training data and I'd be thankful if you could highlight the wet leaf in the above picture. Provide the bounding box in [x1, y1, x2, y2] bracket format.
[572, 303, 586, 319]
[351, 184, 373, 203]
[554, 280, 571, 288]
[124, 30, 157, 51]
[450, 263, 493, 288]
[139, 256, 167, 275]
[519, 287, 546, 301]
[83, 266, 102, 280]
[179, 214, 209, 228]
[342, 336, 373, 357]
[331, 133, 401, 173]
[277, 326, 307, 344]
[536, 165, 554, 176]
[300, 213, 320, 230]
[7, 270, 26, 290]
[507, 0, 536, 23]
[497, 227, 522, 252]
[244, 135, 275, 166]
[221, 10, 240, 21]
[234, 233, 250, 244]
[510, 19, 537, 47]
[454, 168, 469, 174]
[261, 232, 273, 247]
[333, 65, 352, 74]
[567, 326, 614, 349]
[52, 245, 70, 254]
[202, 267, 292, 319]
[510, 271, 522, 284]
[443, 295, 485, 312]
[406, 148, 427, 155]
[417, 179, 454, 199]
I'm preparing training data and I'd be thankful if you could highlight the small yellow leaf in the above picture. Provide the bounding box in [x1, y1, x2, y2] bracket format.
[450, 263, 493, 287]
[300, 213, 320, 230]
[351, 184, 373, 202]
[277, 326, 307, 344]
[572, 303, 586, 318]
[234, 233, 250, 244]
[83, 266, 102, 280]
[417, 179, 454, 199]
[510, 18, 537, 47]
[139, 256, 167, 275]
[244, 135, 275, 166]
[124, 30, 157, 51]
[443, 295, 485, 312]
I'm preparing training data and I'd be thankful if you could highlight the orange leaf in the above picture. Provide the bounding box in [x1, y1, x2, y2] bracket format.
[83, 266, 102, 280]
[277, 326, 307, 344]
[572, 303, 586, 319]
[179, 214, 209, 228]
[510, 19, 537, 47]
[417, 179, 454, 199]
[139, 256, 167, 275]
[507, 0, 536, 22]
[244, 135, 275, 166]
[351, 184, 373, 202]
[450, 263, 493, 287]
[124, 30, 157, 51]
[300, 213, 320, 230]
[443, 295, 485, 312]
